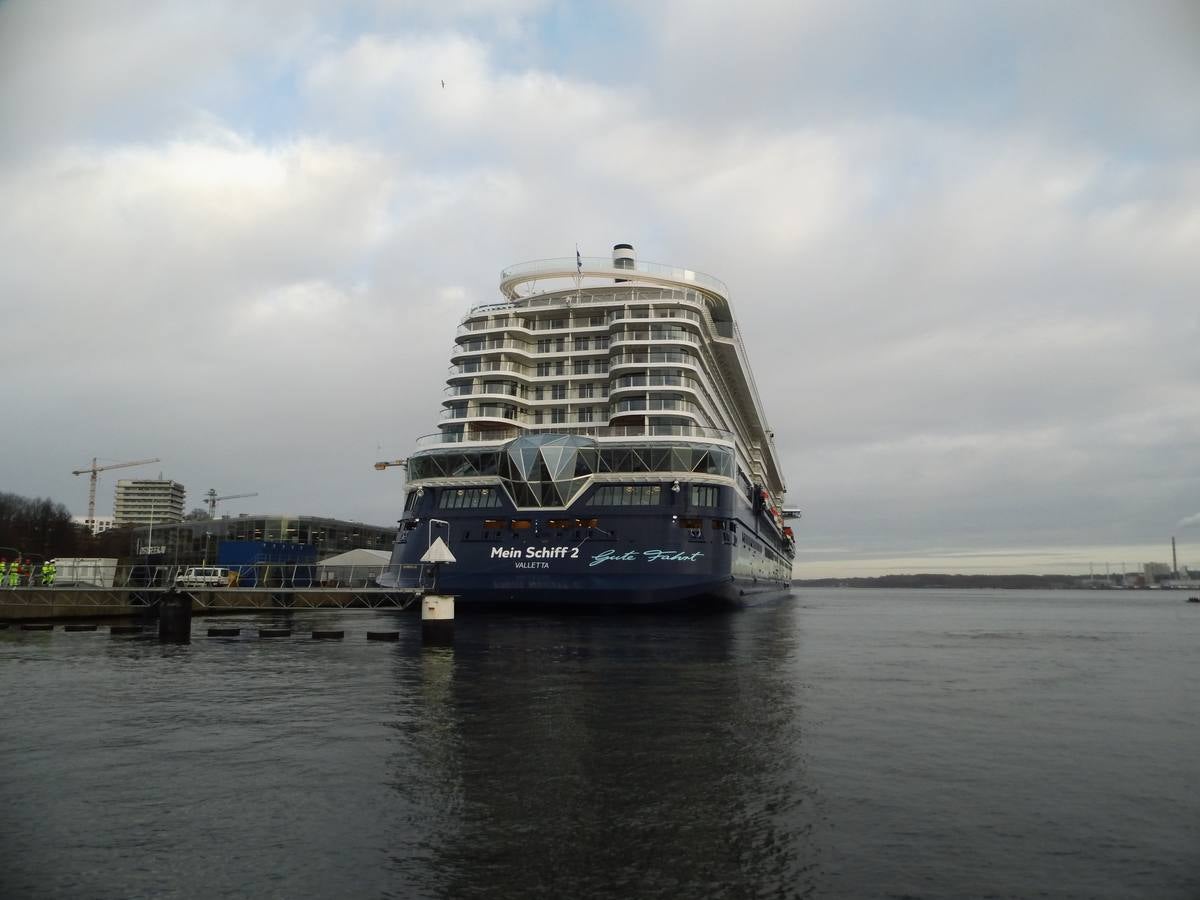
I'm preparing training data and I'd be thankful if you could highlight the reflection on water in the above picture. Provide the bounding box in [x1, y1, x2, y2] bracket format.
[387, 603, 816, 899]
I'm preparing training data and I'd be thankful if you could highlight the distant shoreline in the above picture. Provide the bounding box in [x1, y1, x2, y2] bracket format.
[793, 574, 1133, 590]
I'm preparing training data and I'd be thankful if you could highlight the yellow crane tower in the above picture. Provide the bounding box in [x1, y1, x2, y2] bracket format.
[374, 459, 407, 471]
[71, 457, 161, 528]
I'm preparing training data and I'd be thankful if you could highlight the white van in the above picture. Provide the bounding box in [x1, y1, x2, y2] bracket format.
[176, 567, 234, 588]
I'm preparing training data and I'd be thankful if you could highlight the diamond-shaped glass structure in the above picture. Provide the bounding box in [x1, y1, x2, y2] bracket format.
[498, 433, 598, 508]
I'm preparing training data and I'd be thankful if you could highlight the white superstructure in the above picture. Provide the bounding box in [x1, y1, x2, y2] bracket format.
[432, 244, 786, 500]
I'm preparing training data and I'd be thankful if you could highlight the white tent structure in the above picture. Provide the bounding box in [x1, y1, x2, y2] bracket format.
[317, 548, 391, 587]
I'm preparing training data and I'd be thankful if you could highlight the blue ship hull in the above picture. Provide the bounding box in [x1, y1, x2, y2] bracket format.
[382, 486, 793, 608]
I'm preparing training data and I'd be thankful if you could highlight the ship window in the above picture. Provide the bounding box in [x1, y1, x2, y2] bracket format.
[547, 518, 573, 529]
[438, 488, 502, 509]
[576, 360, 591, 374]
[588, 485, 663, 506]
[690, 485, 720, 507]
[483, 519, 504, 529]
[676, 517, 703, 529]
[511, 519, 532, 530]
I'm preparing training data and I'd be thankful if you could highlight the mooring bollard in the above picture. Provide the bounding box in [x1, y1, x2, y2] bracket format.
[421, 595, 454, 645]
[158, 591, 193, 643]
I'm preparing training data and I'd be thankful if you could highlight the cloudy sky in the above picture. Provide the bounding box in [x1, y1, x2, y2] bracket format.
[2, 0, 1198, 577]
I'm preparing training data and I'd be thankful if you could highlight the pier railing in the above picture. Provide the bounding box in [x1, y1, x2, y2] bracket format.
[7, 563, 423, 591]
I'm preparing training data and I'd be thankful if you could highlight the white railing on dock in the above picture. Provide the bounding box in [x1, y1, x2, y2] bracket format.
[5, 563, 425, 591]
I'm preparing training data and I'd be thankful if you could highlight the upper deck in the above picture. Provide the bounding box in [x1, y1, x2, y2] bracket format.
[498, 256, 733, 322]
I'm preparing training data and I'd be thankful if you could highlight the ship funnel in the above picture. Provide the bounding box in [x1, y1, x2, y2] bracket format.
[613, 243, 635, 283]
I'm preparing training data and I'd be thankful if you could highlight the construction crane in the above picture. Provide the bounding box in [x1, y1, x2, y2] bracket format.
[374, 458, 408, 471]
[71, 457, 160, 526]
[205, 489, 258, 518]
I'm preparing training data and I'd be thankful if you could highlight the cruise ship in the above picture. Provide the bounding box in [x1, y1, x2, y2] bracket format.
[380, 244, 795, 606]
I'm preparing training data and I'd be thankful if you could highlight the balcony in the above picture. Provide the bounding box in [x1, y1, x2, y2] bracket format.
[608, 352, 701, 370]
[414, 423, 735, 448]
[609, 330, 700, 348]
[611, 374, 701, 392]
[440, 405, 520, 421]
[444, 384, 522, 398]
[450, 338, 533, 358]
[611, 398, 701, 415]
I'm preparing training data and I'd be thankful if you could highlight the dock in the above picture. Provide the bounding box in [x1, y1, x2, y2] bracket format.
[0, 563, 426, 621]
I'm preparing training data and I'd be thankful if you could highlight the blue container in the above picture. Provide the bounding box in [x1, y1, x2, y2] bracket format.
[216, 541, 316, 588]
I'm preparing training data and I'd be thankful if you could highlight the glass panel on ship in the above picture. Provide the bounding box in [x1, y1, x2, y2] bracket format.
[383, 243, 796, 606]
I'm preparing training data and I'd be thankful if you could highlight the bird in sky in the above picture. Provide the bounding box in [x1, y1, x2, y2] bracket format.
[441, 79, 445, 88]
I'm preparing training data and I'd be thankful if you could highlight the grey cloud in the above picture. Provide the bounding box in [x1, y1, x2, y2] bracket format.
[2, 1, 1198, 574]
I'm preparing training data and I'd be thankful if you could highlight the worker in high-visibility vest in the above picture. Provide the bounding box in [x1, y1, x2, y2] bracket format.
[0, 559, 8, 588]
[8, 561, 21, 588]
[41, 562, 51, 586]
[47, 561, 56, 586]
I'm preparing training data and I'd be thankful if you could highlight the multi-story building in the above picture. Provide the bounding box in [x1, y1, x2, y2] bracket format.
[113, 479, 186, 526]
[72, 515, 116, 536]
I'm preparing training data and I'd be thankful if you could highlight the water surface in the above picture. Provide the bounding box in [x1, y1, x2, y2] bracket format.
[2, 589, 1197, 898]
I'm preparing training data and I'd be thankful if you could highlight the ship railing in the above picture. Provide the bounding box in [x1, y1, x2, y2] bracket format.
[451, 338, 531, 355]
[611, 398, 702, 414]
[500, 257, 730, 300]
[471, 287, 711, 315]
[443, 385, 610, 400]
[609, 331, 701, 347]
[414, 424, 734, 448]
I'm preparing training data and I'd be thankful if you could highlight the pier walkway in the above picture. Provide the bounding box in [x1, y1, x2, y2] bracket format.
[0, 563, 425, 620]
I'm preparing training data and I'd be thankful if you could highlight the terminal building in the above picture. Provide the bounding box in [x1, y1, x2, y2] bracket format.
[128, 514, 396, 565]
